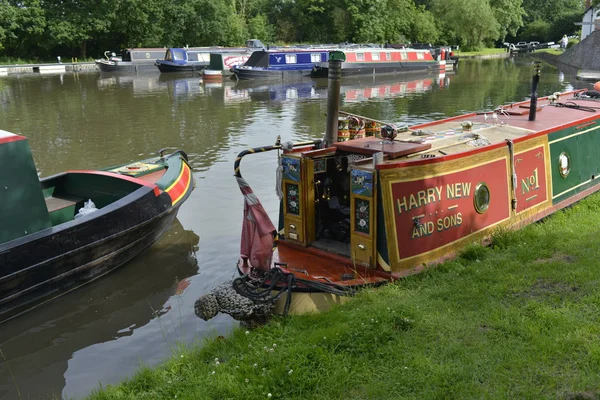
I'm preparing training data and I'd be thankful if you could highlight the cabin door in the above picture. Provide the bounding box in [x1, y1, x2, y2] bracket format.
[281, 155, 307, 245]
[349, 167, 377, 268]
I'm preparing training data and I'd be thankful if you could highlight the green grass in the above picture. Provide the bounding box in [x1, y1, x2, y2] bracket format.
[454, 48, 508, 57]
[537, 48, 563, 56]
[87, 193, 600, 400]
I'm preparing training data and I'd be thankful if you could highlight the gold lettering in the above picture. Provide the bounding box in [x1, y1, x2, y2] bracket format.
[427, 187, 437, 204]
[436, 212, 463, 231]
[462, 182, 471, 197]
[455, 183, 462, 198]
[446, 183, 454, 199]
[396, 196, 408, 214]
[409, 194, 418, 210]
[412, 221, 435, 239]
[412, 225, 420, 239]
[521, 178, 530, 194]
[434, 186, 442, 201]
[417, 190, 427, 207]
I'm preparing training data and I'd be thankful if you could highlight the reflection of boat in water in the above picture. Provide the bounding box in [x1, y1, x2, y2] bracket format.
[223, 72, 453, 104]
[0, 219, 199, 400]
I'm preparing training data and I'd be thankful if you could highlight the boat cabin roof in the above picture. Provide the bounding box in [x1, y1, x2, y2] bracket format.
[326, 92, 599, 171]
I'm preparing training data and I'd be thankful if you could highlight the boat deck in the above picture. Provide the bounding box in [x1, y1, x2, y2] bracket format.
[239, 241, 391, 288]
[358, 94, 598, 162]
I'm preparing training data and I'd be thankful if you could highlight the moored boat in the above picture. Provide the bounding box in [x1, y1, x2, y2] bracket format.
[202, 52, 251, 80]
[154, 47, 213, 73]
[217, 54, 600, 316]
[311, 47, 445, 77]
[95, 48, 167, 73]
[231, 48, 333, 80]
[0, 132, 194, 323]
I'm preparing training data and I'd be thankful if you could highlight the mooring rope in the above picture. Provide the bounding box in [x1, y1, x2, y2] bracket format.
[553, 101, 597, 113]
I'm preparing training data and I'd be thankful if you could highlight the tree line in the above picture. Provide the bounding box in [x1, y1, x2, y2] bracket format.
[0, 0, 586, 60]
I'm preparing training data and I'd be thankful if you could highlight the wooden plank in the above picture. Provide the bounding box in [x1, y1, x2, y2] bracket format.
[45, 196, 78, 213]
[333, 137, 431, 159]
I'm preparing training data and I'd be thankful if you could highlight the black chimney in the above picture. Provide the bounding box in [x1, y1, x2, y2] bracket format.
[529, 61, 541, 121]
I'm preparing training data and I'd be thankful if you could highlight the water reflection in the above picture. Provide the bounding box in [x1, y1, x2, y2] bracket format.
[0, 220, 199, 400]
[220, 71, 454, 104]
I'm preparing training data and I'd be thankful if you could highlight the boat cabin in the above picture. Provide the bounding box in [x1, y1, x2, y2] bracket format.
[275, 89, 600, 276]
[123, 48, 167, 63]
[242, 50, 330, 70]
[163, 48, 211, 65]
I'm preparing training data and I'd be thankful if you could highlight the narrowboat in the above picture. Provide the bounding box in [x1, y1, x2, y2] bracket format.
[202, 52, 251, 80]
[154, 47, 213, 73]
[95, 48, 166, 73]
[0, 131, 194, 323]
[231, 49, 333, 80]
[226, 53, 600, 315]
[311, 47, 445, 77]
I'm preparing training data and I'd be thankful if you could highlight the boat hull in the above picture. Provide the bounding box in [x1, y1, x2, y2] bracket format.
[232, 67, 312, 80]
[311, 60, 444, 77]
[95, 60, 157, 73]
[0, 154, 194, 324]
[156, 62, 208, 73]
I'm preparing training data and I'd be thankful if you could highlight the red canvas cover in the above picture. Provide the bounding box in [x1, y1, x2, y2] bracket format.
[237, 176, 276, 271]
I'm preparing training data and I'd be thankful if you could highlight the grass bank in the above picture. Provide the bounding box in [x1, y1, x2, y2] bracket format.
[454, 48, 508, 59]
[88, 193, 600, 400]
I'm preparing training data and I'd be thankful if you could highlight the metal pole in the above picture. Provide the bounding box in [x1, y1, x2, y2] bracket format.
[529, 61, 541, 121]
[324, 51, 346, 146]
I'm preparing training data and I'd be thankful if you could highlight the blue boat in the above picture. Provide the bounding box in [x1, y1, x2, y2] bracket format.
[155, 47, 214, 73]
[156, 41, 266, 74]
[231, 49, 332, 80]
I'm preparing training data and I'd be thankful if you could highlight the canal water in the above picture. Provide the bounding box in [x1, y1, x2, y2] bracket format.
[0, 57, 588, 399]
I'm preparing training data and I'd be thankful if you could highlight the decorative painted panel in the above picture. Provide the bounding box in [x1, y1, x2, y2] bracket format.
[355, 198, 370, 235]
[351, 169, 374, 197]
[286, 183, 300, 215]
[314, 158, 326, 174]
[389, 158, 510, 259]
[514, 145, 547, 213]
[282, 157, 301, 182]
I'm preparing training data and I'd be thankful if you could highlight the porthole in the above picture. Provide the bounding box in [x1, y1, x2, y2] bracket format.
[558, 152, 570, 178]
[473, 182, 490, 214]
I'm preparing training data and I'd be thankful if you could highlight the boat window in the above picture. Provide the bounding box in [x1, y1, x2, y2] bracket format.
[400, 52, 407, 60]
[285, 54, 297, 64]
[385, 52, 391, 60]
[372, 52, 380, 61]
[417, 52, 425, 60]
[311, 53, 321, 63]
[356, 52, 365, 61]
[474, 182, 490, 214]
[168, 49, 185, 61]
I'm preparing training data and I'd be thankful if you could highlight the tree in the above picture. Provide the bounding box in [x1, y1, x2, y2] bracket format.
[0, 0, 19, 51]
[43, 0, 118, 58]
[489, 0, 525, 42]
[431, 0, 500, 50]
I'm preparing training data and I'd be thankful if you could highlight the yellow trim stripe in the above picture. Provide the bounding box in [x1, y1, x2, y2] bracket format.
[166, 164, 185, 192]
[172, 166, 192, 206]
[552, 178, 594, 199]
[548, 125, 599, 144]
[377, 252, 391, 272]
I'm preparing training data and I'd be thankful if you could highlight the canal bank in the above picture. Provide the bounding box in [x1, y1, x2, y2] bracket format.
[0, 59, 589, 400]
[0, 62, 96, 75]
[86, 190, 600, 400]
